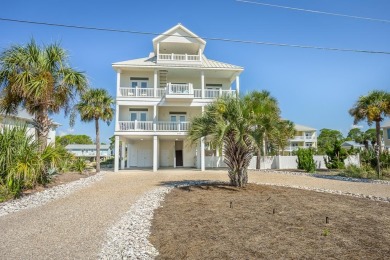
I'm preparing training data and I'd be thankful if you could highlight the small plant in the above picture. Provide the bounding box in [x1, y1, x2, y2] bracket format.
[72, 158, 87, 174]
[296, 148, 316, 173]
[324, 139, 348, 169]
[322, 228, 331, 236]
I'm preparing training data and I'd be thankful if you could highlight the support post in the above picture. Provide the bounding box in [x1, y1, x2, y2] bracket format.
[127, 143, 131, 168]
[201, 71, 205, 99]
[121, 140, 125, 169]
[114, 136, 119, 172]
[153, 105, 157, 131]
[116, 70, 121, 97]
[153, 69, 157, 97]
[153, 136, 158, 172]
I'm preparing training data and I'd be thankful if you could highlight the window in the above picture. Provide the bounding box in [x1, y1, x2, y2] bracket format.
[305, 143, 313, 147]
[387, 129, 390, 139]
[129, 108, 148, 121]
[130, 77, 148, 88]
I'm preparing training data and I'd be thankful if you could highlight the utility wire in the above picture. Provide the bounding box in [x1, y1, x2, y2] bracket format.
[1, 17, 390, 55]
[236, 0, 390, 24]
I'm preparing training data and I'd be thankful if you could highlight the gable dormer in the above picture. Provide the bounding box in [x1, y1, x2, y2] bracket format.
[153, 24, 206, 65]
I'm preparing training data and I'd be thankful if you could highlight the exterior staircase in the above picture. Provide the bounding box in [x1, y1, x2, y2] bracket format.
[159, 70, 168, 88]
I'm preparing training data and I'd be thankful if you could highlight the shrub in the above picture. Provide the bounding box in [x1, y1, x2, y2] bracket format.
[72, 158, 88, 174]
[324, 139, 348, 169]
[296, 148, 316, 173]
[339, 165, 377, 179]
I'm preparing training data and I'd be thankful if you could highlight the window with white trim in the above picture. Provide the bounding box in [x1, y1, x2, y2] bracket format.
[130, 77, 149, 88]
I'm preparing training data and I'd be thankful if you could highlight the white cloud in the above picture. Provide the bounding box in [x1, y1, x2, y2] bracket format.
[351, 124, 363, 129]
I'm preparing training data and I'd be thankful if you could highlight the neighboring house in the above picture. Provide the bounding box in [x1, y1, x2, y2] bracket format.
[382, 120, 390, 151]
[65, 144, 111, 160]
[341, 141, 365, 150]
[112, 24, 243, 172]
[0, 108, 59, 145]
[284, 124, 317, 154]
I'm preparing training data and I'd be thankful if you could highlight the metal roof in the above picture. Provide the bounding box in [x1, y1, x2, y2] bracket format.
[382, 120, 390, 128]
[65, 144, 110, 150]
[294, 124, 317, 131]
[112, 54, 243, 70]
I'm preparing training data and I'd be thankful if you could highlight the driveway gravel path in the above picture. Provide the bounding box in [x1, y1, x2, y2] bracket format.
[0, 169, 389, 259]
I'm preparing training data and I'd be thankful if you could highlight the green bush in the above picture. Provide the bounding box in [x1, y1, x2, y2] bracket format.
[324, 139, 348, 169]
[296, 148, 316, 173]
[339, 165, 377, 179]
[0, 124, 76, 200]
[72, 158, 88, 174]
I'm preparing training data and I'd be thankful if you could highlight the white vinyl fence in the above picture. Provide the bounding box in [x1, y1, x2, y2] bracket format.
[205, 154, 360, 170]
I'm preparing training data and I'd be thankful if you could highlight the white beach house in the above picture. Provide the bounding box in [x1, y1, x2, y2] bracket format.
[113, 24, 243, 172]
[285, 124, 317, 154]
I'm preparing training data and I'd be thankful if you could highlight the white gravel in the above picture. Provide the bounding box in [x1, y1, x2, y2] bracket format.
[0, 171, 106, 217]
[99, 181, 214, 260]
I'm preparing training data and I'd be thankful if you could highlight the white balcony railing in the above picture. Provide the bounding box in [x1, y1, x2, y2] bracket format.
[119, 86, 237, 99]
[167, 83, 193, 95]
[158, 53, 201, 62]
[291, 135, 317, 141]
[120, 87, 157, 97]
[118, 121, 191, 132]
[157, 121, 191, 131]
[118, 121, 153, 131]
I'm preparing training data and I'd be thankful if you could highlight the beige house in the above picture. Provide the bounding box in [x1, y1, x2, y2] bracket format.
[284, 123, 317, 154]
[112, 24, 243, 172]
[382, 120, 390, 151]
[0, 108, 58, 145]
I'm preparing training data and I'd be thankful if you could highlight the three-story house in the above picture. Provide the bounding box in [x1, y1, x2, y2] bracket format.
[113, 24, 243, 172]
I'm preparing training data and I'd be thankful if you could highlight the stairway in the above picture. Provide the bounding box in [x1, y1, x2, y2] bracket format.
[159, 70, 168, 88]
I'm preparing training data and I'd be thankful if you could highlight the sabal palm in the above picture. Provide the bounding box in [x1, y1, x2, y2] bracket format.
[270, 120, 295, 155]
[244, 90, 280, 168]
[76, 88, 114, 173]
[0, 39, 87, 149]
[188, 96, 255, 187]
[349, 90, 390, 177]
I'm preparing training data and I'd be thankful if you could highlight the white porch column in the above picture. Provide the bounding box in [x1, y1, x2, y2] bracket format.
[153, 105, 157, 131]
[200, 105, 205, 171]
[121, 141, 125, 169]
[115, 103, 119, 131]
[153, 69, 157, 97]
[153, 136, 158, 172]
[157, 43, 160, 62]
[116, 70, 121, 97]
[199, 48, 203, 62]
[201, 71, 205, 99]
[236, 75, 240, 96]
[127, 143, 131, 168]
[201, 137, 205, 171]
[114, 136, 119, 172]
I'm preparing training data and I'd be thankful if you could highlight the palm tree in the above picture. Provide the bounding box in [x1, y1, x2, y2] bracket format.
[270, 120, 295, 155]
[244, 90, 280, 168]
[0, 39, 87, 149]
[76, 88, 114, 173]
[349, 90, 390, 177]
[188, 95, 256, 187]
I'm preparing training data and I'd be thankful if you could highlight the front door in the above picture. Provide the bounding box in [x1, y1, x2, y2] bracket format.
[175, 150, 183, 167]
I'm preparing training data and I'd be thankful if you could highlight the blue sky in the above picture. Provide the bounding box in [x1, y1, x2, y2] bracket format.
[1, 0, 389, 143]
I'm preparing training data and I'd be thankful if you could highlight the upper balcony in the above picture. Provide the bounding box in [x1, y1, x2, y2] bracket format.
[290, 135, 317, 142]
[157, 53, 202, 65]
[118, 83, 236, 100]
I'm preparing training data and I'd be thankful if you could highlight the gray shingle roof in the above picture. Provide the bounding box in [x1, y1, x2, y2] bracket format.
[65, 144, 110, 150]
[294, 124, 316, 131]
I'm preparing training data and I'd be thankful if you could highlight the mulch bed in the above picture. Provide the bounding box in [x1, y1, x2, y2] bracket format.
[150, 183, 390, 259]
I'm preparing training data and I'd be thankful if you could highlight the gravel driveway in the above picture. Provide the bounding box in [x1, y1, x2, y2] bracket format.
[0, 169, 389, 259]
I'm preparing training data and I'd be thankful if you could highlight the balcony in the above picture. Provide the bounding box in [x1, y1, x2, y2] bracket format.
[118, 121, 191, 132]
[290, 135, 317, 142]
[157, 53, 201, 65]
[118, 85, 237, 100]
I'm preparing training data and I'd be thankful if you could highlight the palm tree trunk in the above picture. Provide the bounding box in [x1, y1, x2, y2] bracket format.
[256, 149, 261, 169]
[375, 121, 381, 178]
[34, 107, 50, 152]
[95, 118, 100, 173]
